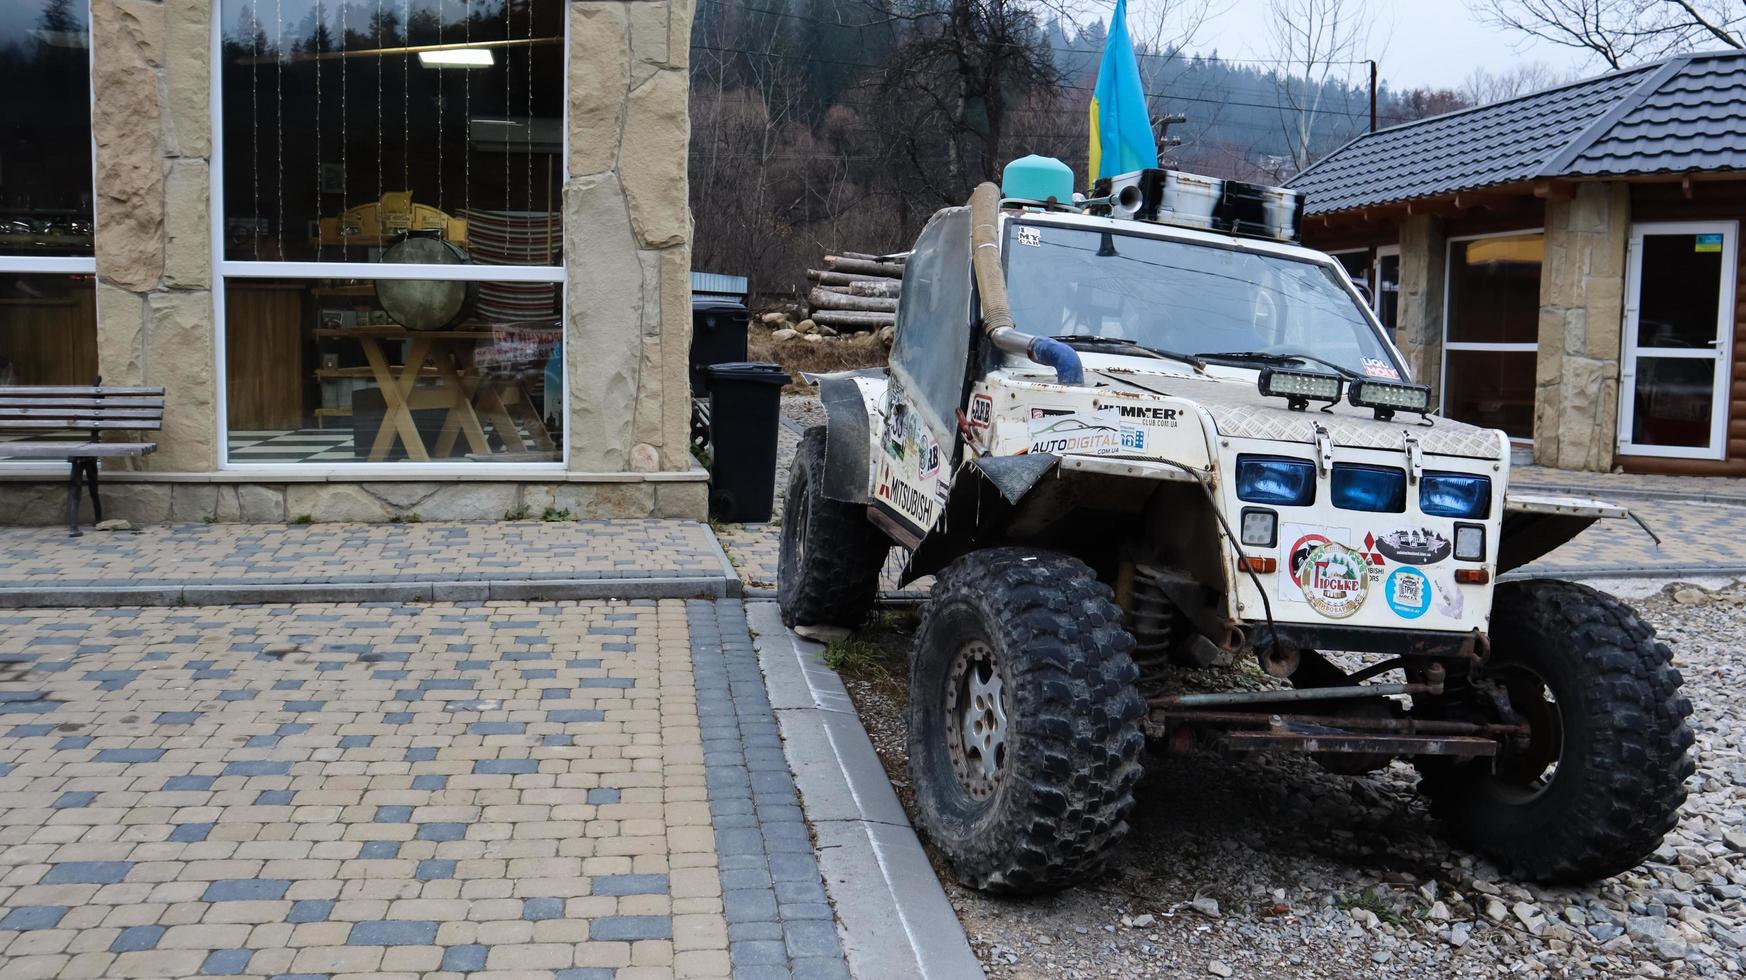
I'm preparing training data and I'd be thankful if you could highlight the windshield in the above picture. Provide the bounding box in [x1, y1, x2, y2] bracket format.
[1004, 222, 1402, 378]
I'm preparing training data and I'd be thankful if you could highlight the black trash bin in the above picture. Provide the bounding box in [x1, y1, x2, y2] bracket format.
[705, 361, 789, 522]
[689, 298, 750, 397]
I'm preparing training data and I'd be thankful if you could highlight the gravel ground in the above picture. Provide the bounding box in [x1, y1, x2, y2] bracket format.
[834, 580, 1746, 979]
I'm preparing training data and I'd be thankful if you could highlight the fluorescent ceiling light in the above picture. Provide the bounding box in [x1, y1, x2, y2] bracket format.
[419, 48, 493, 68]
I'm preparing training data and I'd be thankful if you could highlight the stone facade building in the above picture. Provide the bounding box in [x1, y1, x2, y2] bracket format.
[1290, 51, 1746, 476]
[0, 0, 704, 522]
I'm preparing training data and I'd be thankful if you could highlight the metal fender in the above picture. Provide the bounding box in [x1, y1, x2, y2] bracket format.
[1499, 491, 1644, 573]
[814, 371, 884, 504]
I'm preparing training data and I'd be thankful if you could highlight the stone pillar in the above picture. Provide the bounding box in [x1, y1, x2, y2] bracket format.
[1533, 182, 1628, 471]
[90, 0, 216, 472]
[564, 0, 696, 477]
[1396, 215, 1447, 401]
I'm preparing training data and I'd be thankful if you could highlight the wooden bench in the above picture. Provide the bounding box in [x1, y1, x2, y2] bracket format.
[0, 383, 166, 536]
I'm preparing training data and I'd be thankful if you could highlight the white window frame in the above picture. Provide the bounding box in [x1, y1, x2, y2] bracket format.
[1616, 220, 1739, 461]
[208, 4, 570, 476]
[0, 6, 99, 473]
[1441, 228, 1544, 443]
[1373, 243, 1399, 324]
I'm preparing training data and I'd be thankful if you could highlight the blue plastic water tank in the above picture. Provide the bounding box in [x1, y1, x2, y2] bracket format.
[1001, 155, 1074, 204]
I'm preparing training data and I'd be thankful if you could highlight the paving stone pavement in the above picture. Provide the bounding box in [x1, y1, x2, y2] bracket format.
[0, 521, 735, 606]
[0, 598, 853, 980]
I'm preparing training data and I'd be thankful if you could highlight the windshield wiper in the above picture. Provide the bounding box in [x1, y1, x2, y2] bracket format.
[1054, 335, 1206, 371]
[1197, 350, 1360, 380]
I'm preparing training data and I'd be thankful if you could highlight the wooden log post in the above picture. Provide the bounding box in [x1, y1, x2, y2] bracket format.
[811, 310, 897, 330]
[807, 288, 898, 313]
[846, 280, 902, 298]
[823, 255, 907, 278]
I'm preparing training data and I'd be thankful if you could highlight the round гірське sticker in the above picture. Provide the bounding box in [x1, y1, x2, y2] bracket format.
[1294, 542, 1370, 619]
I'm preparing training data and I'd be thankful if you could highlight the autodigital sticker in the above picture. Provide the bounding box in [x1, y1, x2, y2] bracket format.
[1028, 412, 1120, 454]
[1296, 543, 1370, 619]
[1385, 567, 1431, 619]
[1371, 528, 1451, 565]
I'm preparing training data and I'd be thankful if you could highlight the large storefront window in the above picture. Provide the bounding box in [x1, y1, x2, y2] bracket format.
[1, 0, 97, 462]
[1444, 232, 1542, 439]
[218, 0, 565, 465]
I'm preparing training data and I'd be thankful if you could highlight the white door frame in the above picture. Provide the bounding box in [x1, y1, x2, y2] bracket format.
[1373, 243, 1399, 321]
[1617, 220, 1738, 460]
[1440, 229, 1544, 443]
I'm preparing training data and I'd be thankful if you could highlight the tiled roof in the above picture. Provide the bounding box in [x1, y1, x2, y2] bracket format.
[1287, 51, 1746, 215]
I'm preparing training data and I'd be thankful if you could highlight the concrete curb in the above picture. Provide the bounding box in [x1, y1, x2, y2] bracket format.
[700, 528, 746, 599]
[0, 574, 735, 609]
[1502, 563, 1746, 582]
[747, 601, 986, 980]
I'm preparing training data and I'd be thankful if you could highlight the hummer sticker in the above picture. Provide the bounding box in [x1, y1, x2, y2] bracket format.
[1295, 542, 1370, 619]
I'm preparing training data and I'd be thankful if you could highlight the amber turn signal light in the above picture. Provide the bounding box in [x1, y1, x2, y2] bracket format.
[1454, 568, 1490, 585]
[1239, 556, 1277, 573]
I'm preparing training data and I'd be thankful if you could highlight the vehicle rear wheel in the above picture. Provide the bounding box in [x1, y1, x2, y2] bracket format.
[908, 548, 1145, 894]
[777, 427, 889, 628]
[1416, 579, 1693, 883]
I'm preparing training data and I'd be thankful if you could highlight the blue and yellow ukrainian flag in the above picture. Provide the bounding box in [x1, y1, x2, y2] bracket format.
[1088, 0, 1158, 182]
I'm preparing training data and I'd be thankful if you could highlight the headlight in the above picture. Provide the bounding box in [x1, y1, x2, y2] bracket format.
[1347, 378, 1430, 419]
[1421, 472, 1492, 519]
[1331, 463, 1406, 513]
[1240, 508, 1277, 547]
[1235, 455, 1316, 505]
[1454, 523, 1486, 561]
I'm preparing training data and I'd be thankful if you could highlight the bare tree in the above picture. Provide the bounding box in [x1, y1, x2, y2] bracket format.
[1460, 61, 1572, 102]
[1470, 0, 1743, 70]
[1263, 0, 1377, 170]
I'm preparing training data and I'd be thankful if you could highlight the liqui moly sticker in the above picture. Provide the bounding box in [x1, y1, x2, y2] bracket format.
[1296, 543, 1371, 619]
[1362, 357, 1401, 379]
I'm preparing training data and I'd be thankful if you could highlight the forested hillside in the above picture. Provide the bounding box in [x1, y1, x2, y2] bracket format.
[687, 0, 1456, 299]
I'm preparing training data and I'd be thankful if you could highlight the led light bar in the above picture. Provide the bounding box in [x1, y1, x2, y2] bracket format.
[1258, 368, 1342, 411]
[1347, 378, 1430, 419]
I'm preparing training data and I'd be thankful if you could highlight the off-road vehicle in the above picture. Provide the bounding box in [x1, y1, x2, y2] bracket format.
[778, 157, 1694, 894]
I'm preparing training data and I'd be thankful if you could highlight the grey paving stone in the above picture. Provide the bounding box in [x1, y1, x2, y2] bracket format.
[348, 919, 439, 945]
[588, 915, 673, 941]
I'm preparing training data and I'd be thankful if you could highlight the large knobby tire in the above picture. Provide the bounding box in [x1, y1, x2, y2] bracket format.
[777, 427, 890, 629]
[908, 548, 1145, 894]
[1418, 579, 1694, 883]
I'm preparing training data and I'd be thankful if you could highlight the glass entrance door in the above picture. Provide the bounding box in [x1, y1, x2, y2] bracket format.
[1619, 222, 1738, 459]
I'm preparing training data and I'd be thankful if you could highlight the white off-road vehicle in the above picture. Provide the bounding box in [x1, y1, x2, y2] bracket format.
[778, 160, 1694, 894]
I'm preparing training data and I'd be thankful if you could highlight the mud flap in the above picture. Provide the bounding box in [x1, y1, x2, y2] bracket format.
[966, 453, 1060, 504]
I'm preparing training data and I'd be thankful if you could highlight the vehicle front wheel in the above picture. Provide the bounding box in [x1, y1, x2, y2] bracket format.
[1416, 579, 1694, 883]
[908, 548, 1145, 894]
[777, 426, 889, 629]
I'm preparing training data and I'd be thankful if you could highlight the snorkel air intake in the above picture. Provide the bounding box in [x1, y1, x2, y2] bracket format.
[969, 182, 1083, 386]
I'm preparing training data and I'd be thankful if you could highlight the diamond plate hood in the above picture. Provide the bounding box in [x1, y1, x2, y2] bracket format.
[1095, 369, 1505, 460]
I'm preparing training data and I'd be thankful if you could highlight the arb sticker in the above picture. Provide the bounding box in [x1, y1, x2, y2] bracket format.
[1296, 543, 1370, 619]
[1385, 567, 1431, 619]
[1372, 528, 1451, 565]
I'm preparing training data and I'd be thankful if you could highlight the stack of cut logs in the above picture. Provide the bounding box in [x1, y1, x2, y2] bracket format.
[805, 251, 903, 332]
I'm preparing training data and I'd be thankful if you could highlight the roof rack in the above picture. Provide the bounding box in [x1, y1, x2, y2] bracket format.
[1087, 168, 1305, 243]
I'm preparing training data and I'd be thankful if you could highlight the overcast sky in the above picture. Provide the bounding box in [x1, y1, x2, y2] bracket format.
[1165, 0, 1605, 90]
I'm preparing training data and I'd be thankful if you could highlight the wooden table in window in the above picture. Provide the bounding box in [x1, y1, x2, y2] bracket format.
[313, 326, 554, 462]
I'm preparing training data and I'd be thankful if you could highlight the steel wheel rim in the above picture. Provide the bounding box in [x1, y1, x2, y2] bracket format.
[945, 639, 1009, 800]
[1488, 662, 1564, 802]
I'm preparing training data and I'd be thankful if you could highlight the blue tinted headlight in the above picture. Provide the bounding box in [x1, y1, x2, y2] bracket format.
[1235, 456, 1316, 506]
[1331, 463, 1406, 513]
[1421, 472, 1492, 518]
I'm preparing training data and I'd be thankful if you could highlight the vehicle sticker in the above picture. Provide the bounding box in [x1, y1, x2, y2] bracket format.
[1371, 528, 1452, 565]
[1017, 227, 1042, 247]
[968, 393, 993, 428]
[1028, 412, 1121, 454]
[1296, 543, 1371, 619]
[1433, 573, 1464, 618]
[1385, 567, 1431, 619]
[1281, 524, 1346, 603]
[876, 462, 936, 526]
[1362, 357, 1401, 380]
[1113, 404, 1181, 427]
